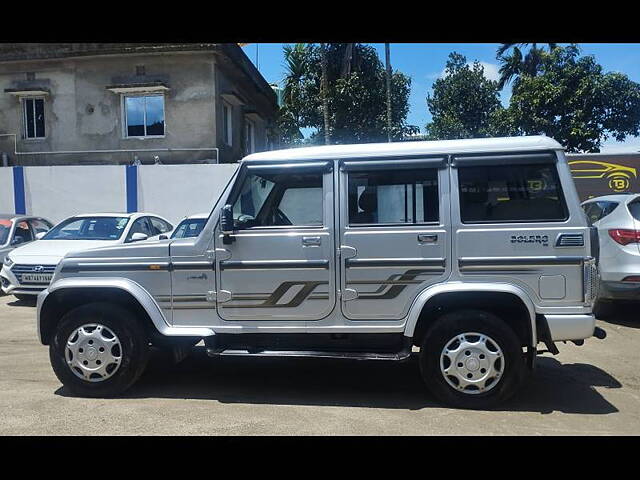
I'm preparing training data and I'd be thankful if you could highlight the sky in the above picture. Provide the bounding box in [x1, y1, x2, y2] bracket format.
[242, 43, 640, 153]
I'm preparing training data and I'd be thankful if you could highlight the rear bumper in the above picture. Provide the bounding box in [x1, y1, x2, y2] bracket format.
[545, 314, 596, 341]
[598, 280, 640, 301]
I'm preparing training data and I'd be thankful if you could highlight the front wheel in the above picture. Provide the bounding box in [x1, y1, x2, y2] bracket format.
[49, 302, 150, 397]
[419, 309, 527, 409]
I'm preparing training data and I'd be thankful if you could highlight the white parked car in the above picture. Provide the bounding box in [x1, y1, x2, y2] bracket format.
[0, 212, 172, 301]
[582, 194, 640, 315]
[169, 213, 209, 239]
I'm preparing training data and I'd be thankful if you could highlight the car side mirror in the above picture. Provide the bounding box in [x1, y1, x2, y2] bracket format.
[158, 234, 168, 240]
[220, 204, 235, 244]
[35, 232, 46, 240]
[130, 232, 149, 242]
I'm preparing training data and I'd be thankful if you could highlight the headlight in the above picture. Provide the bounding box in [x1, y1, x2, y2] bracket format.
[3, 256, 14, 268]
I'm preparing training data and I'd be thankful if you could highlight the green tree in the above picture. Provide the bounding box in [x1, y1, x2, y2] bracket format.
[278, 43, 417, 145]
[504, 45, 640, 152]
[425, 52, 503, 140]
[496, 43, 558, 90]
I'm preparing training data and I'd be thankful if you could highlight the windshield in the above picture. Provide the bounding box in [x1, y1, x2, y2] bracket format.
[0, 219, 12, 245]
[43, 217, 130, 241]
[170, 218, 206, 239]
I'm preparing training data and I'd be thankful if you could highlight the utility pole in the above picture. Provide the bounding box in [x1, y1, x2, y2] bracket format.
[321, 43, 331, 145]
[385, 43, 392, 142]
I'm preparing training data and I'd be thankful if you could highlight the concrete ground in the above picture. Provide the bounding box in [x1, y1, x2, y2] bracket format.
[0, 294, 639, 435]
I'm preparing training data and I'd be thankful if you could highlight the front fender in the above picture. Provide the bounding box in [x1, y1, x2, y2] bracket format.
[403, 282, 537, 346]
[37, 277, 214, 345]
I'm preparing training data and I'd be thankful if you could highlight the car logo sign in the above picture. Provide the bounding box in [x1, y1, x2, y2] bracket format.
[33, 265, 44, 272]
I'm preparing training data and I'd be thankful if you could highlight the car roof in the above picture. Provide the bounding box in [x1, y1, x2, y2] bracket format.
[0, 214, 49, 221]
[72, 212, 164, 219]
[582, 194, 640, 205]
[182, 213, 209, 220]
[242, 135, 563, 163]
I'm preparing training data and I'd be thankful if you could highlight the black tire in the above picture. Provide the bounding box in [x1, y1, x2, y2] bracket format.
[49, 302, 150, 398]
[14, 294, 36, 304]
[419, 309, 527, 410]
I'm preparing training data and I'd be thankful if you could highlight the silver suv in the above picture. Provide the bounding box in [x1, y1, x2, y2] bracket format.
[37, 136, 603, 409]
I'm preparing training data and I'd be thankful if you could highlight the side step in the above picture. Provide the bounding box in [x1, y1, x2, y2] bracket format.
[206, 347, 412, 362]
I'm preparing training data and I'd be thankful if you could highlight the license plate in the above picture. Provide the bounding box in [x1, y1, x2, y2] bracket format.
[21, 273, 52, 283]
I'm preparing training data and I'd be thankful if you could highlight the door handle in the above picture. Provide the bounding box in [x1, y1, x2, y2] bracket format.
[418, 234, 438, 244]
[187, 273, 208, 280]
[302, 236, 321, 246]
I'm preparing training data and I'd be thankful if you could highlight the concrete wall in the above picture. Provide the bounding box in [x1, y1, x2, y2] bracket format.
[137, 164, 237, 223]
[24, 166, 126, 222]
[0, 164, 238, 224]
[0, 168, 13, 213]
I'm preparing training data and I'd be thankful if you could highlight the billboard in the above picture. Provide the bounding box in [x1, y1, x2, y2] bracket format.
[567, 153, 640, 201]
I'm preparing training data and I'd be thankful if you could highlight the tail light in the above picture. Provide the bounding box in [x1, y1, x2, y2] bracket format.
[583, 257, 599, 304]
[608, 229, 640, 245]
[622, 276, 640, 282]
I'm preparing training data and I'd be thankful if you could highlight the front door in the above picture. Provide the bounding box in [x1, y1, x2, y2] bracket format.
[215, 162, 336, 321]
[338, 157, 451, 320]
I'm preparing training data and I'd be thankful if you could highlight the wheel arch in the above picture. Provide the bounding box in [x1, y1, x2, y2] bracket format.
[405, 283, 537, 349]
[38, 278, 170, 346]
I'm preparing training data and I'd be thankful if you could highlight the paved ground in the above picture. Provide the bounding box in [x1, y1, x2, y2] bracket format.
[0, 294, 639, 435]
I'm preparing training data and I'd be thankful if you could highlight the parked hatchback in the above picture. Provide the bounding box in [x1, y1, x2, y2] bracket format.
[582, 194, 640, 315]
[1, 212, 172, 301]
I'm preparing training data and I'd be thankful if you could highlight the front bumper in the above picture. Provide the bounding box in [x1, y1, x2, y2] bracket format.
[545, 314, 596, 341]
[0, 265, 49, 296]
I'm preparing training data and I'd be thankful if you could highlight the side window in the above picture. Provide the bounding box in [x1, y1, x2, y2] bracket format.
[583, 203, 603, 224]
[231, 171, 323, 229]
[149, 217, 172, 235]
[348, 168, 439, 225]
[599, 201, 619, 219]
[13, 221, 34, 244]
[458, 164, 568, 223]
[126, 217, 152, 241]
[29, 218, 52, 234]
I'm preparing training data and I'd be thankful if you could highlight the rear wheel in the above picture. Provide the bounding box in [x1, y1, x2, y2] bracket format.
[419, 309, 527, 409]
[49, 302, 150, 397]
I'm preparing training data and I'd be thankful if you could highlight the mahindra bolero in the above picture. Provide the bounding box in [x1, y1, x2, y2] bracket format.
[36, 136, 604, 409]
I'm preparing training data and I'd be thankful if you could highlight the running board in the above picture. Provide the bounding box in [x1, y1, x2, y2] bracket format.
[206, 348, 412, 361]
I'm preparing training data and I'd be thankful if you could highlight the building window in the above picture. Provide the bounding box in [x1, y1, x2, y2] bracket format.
[124, 94, 165, 137]
[244, 118, 255, 155]
[23, 97, 45, 139]
[223, 101, 233, 146]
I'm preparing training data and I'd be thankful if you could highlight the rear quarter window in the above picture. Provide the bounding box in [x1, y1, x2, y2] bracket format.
[458, 163, 568, 223]
[628, 199, 640, 221]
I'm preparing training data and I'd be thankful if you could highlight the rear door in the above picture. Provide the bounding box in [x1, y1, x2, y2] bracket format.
[338, 157, 451, 320]
[215, 161, 336, 321]
[451, 151, 587, 304]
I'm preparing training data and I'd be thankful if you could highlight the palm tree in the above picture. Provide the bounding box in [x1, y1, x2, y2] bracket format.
[496, 43, 558, 90]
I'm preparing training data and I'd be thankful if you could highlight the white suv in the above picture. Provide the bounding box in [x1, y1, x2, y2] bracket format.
[1, 212, 172, 301]
[582, 194, 640, 314]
